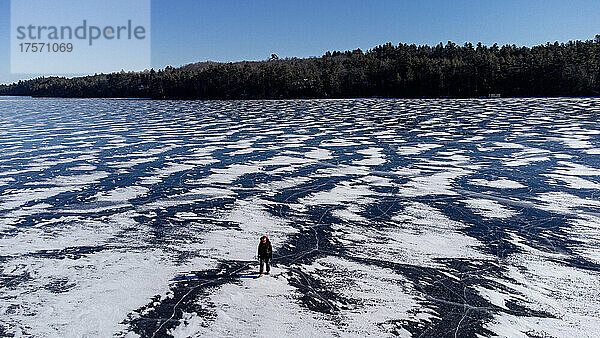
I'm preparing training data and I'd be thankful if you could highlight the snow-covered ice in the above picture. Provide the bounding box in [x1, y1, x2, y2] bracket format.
[1, 97, 600, 337]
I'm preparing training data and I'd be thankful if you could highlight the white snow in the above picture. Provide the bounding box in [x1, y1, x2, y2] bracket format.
[543, 174, 600, 189]
[300, 181, 375, 206]
[463, 198, 517, 219]
[170, 269, 335, 338]
[469, 178, 526, 189]
[399, 170, 468, 197]
[484, 232, 600, 337]
[396, 143, 442, 155]
[93, 186, 149, 202]
[200, 198, 298, 261]
[534, 191, 600, 214]
[3, 97, 600, 337]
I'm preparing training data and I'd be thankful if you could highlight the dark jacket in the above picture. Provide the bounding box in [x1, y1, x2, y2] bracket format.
[258, 237, 272, 259]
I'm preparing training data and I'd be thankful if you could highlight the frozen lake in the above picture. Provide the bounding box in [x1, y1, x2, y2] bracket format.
[1, 97, 600, 337]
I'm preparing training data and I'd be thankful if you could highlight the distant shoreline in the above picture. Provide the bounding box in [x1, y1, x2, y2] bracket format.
[2, 37, 599, 100]
[2, 95, 598, 102]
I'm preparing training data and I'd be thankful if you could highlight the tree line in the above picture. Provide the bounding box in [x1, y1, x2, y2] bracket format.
[2, 36, 599, 99]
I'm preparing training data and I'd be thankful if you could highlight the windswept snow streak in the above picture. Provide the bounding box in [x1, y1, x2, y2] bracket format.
[1, 97, 600, 337]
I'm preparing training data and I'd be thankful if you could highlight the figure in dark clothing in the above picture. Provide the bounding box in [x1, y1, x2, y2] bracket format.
[258, 236, 272, 275]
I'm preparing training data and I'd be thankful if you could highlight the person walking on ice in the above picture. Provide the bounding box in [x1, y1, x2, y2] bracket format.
[258, 236, 272, 276]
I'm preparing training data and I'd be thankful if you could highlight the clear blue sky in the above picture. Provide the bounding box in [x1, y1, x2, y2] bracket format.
[1, 0, 599, 84]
